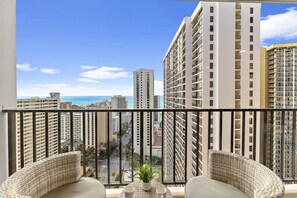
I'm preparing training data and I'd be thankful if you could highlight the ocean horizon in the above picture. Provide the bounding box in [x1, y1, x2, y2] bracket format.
[17, 95, 164, 109]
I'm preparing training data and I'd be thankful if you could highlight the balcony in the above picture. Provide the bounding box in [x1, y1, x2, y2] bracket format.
[2, 108, 297, 197]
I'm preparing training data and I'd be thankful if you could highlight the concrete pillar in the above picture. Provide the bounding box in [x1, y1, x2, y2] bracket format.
[0, 0, 16, 183]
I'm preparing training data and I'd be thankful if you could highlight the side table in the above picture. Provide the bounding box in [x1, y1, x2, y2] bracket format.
[119, 180, 172, 198]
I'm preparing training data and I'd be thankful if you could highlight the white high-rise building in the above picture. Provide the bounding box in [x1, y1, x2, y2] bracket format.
[163, 2, 261, 180]
[61, 113, 83, 141]
[133, 69, 155, 158]
[16, 93, 60, 169]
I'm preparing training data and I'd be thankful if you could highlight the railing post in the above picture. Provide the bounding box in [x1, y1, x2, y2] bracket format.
[8, 112, 16, 175]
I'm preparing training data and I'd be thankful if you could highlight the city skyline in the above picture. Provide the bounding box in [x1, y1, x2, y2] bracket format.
[16, 1, 297, 96]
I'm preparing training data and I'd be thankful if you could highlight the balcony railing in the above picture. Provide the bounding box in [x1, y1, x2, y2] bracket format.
[3, 108, 297, 186]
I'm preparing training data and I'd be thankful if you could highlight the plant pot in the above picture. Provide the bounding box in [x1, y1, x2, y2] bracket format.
[142, 181, 151, 191]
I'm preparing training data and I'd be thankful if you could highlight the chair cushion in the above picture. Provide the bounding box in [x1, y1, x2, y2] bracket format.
[41, 177, 105, 198]
[185, 176, 249, 198]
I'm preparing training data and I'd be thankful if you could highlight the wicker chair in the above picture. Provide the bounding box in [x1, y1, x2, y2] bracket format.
[185, 150, 285, 198]
[0, 151, 105, 198]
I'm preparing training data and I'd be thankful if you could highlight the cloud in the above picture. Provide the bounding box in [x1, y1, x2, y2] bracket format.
[80, 66, 98, 70]
[261, 7, 297, 41]
[154, 80, 163, 95]
[40, 68, 60, 74]
[76, 78, 100, 83]
[80, 66, 130, 80]
[17, 63, 37, 71]
[36, 83, 68, 88]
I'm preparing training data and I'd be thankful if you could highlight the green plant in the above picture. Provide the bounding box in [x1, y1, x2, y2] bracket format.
[136, 164, 156, 183]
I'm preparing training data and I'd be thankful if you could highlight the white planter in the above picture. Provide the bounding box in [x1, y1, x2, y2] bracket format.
[142, 181, 151, 191]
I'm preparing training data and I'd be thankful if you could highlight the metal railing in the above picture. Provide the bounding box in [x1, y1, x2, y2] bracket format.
[3, 108, 297, 186]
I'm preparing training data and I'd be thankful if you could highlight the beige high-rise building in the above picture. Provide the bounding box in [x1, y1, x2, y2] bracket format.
[61, 112, 83, 141]
[262, 43, 297, 180]
[16, 92, 60, 169]
[164, 2, 261, 180]
[133, 69, 155, 158]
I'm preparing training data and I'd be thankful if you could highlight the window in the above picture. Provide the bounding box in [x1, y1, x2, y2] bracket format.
[250, 54, 253, 60]
[249, 72, 253, 79]
[210, 81, 213, 88]
[210, 25, 214, 32]
[250, 26, 253, 32]
[210, 53, 213, 60]
[250, 7, 254, 14]
[250, 17, 253, 23]
[210, 6, 214, 13]
[210, 100, 213, 106]
[250, 35, 253, 42]
[250, 44, 253, 51]
[210, 16, 214, 23]
[210, 35, 214, 41]
[210, 44, 213, 50]
[210, 91, 213, 97]
[210, 72, 213, 78]
[249, 63, 253, 69]
[210, 62, 213, 69]
[249, 91, 253, 97]
[249, 81, 253, 88]
[249, 100, 253, 106]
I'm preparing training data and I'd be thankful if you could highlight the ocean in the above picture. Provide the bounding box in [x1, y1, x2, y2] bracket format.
[18, 96, 164, 109]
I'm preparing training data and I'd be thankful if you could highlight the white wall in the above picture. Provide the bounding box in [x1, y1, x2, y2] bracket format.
[0, 0, 16, 183]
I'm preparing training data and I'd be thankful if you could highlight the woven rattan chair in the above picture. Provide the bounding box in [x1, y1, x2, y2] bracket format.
[185, 150, 285, 198]
[0, 151, 105, 198]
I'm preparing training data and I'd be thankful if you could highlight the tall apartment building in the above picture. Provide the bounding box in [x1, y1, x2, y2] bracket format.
[163, 2, 260, 180]
[16, 92, 60, 169]
[133, 69, 155, 158]
[60, 112, 83, 141]
[262, 43, 297, 180]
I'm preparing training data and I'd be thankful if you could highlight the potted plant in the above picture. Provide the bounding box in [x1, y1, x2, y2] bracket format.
[136, 163, 156, 191]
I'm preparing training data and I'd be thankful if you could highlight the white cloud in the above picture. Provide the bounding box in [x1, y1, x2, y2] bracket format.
[36, 83, 69, 88]
[80, 66, 130, 80]
[80, 66, 98, 70]
[154, 80, 163, 96]
[17, 63, 37, 71]
[76, 78, 100, 83]
[40, 68, 60, 74]
[261, 7, 297, 41]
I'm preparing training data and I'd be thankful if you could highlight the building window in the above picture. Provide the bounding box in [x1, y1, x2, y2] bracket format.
[250, 7, 254, 14]
[210, 44, 213, 50]
[250, 35, 253, 42]
[250, 63, 253, 69]
[250, 17, 253, 23]
[249, 100, 253, 106]
[210, 62, 213, 69]
[210, 72, 213, 78]
[210, 100, 213, 106]
[250, 81, 253, 88]
[210, 53, 213, 60]
[210, 25, 214, 32]
[250, 54, 253, 60]
[249, 72, 253, 79]
[210, 91, 213, 97]
[210, 6, 214, 13]
[250, 26, 253, 32]
[210, 34, 214, 41]
[210, 81, 213, 88]
[250, 45, 253, 51]
[210, 16, 214, 22]
[249, 91, 253, 97]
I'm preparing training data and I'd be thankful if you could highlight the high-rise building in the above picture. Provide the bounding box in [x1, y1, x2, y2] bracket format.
[133, 69, 155, 157]
[16, 92, 60, 169]
[163, 2, 260, 180]
[262, 43, 297, 180]
[60, 112, 83, 141]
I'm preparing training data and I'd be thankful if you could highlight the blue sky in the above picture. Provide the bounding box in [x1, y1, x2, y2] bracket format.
[16, 1, 297, 96]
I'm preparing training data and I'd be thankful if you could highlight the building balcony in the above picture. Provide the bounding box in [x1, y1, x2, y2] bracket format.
[2, 108, 297, 197]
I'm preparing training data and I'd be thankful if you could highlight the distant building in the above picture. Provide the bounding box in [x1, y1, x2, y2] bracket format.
[133, 69, 160, 158]
[61, 112, 83, 141]
[60, 102, 72, 109]
[16, 92, 60, 169]
[262, 43, 297, 180]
